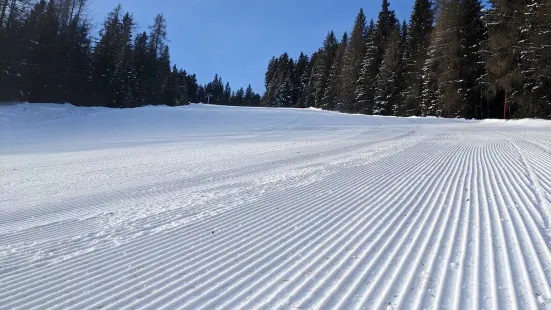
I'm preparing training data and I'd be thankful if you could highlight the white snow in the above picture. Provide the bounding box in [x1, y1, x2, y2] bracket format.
[1, 103, 551, 309]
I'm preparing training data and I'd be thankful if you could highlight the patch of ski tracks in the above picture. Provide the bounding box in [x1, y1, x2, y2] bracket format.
[2, 122, 551, 309]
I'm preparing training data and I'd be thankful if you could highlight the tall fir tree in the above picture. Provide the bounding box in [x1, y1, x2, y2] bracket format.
[400, 0, 434, 116]
[62, 16, 93, 105]
[244, 84, 254, 106]
[459, 0, 486, 119]
[157, 45, 172, 104]
[161, 64, 178, 106]
[222, 82, 231, 105]
[262, 56, 279, 106]
[341, 9, 367, 112]
[484, 0, 527, 118]
[131, 32, 149, 106]
[231, 87, 245, 106]
[205, 74, 224, 104]
[112, 12, 134, 107]
[185, 73, 198, 103]
[263, 53, 292, 107]
[196, 85, 206, 103]
[324, 32, 348, 112]
[0, 0, 27, 101]
[355, 20, 377, 114]
[299, 51, 320, 108]
[173, 68, 189, 105]
[293, 52, 309, 108]
[374, 0, 398, 66]
[25, 0, 61, 103]
[273, 56, 295, 107]
[373, 21, 406, 116]
[307, 31, 338, 109]
[421, 0, 485, 118]
[145, 13, 168, 104]
[514, 0, 551, 117]
[0, 1, 216, 107]
[90, 5, 122, 106]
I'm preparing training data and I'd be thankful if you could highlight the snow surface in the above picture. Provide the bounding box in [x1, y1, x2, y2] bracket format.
[1, 103, 551, 309]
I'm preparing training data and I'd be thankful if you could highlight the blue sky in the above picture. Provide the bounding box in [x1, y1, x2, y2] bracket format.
[89, 0, 414, 93]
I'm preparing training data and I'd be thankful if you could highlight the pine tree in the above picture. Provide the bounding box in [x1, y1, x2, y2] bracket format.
[420, 0, 485, 118]
[173, 68, 189, 105]
[263, 53, 291, 107]
[0, 0, 28, 101]
[515, 0, 551, 117]
[62, 16, 92, 105]
[231, 87, 245, 106]
[324, 32, 348, 111]
[391, 20, 409, 115]
[90, 5, 122, 106]
[307, 31, 338, 108]
[421, 0, 458, 117]
[373, 21, 404, 115]
[205, 74, 224, 104]
[185, 72, 198, 103]
[459, 0, 486, 119]
[400, 0, 434, 116]
[244, 84, 254, 106]
[144, 13, 168, 104]
[355, 19, 377, 114]
[112, 12, 134, 107]
[222, 82, 231, 105]
[157, 45, 171, 104]
[25, 0, 61, 103]
[299, 51, 319, 108]
[196, 85, 206, 103]
[485, 0, 527, 117]
[293, 52, 309, 108]
[269, 55, 295, 107]
[262, 56, 279, 106]
[372, 0, 398, 79]
[161, 64, 178, 106]
[131, 32, 148, 106]
[0, 1, 207, 108]
[341, 9, 367, 112]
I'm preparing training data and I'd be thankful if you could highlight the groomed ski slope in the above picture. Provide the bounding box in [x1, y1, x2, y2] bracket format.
[1, 103, 551, 310]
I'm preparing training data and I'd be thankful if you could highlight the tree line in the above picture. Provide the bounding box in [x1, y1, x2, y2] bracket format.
[262, 0, 551, 119]
[0, 0, 261, 108]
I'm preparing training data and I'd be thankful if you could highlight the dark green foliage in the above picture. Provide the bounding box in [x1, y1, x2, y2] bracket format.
[340, 9, 367, 112]
[311, 31, 339, 109]
[324, 32, 348, 111]
[293, 52, 310, 108]
[196, 85, 206, 103]
[373, 0, 398, 72]
[421, 0, 486, 118]
[262, 0, 550, 119]
[205, 74, 224, 104]
[231, 87, 245, 106]
[0, 1, 260, 107]
[400, 0, 434, 116]
[355, 19, 378, 114]
[262, 52, 297, 107]
[486, 0, 551, 118]
[373, 21, 406, 116]
[222, 82, 231, 105]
